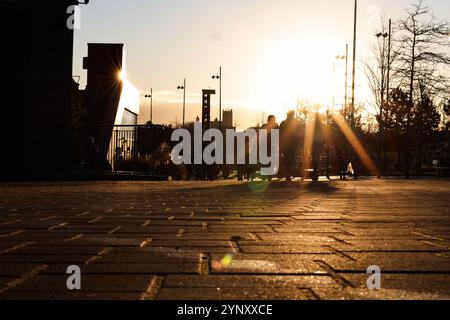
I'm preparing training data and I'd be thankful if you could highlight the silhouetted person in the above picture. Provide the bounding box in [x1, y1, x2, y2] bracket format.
[279, 111, 301, 181]
[261, 115, 279, 181]
[86, 136, 100, 172]
[350, 154, 360, 179]
[338, 150, 347, 180]
[261, 115, 278, 132]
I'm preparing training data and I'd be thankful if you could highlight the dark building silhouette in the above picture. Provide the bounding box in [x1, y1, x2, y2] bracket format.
[222, 110, 234, 129]
[212, 109, 234, 130]
[83, 43, 128, 162]
[201, 90, 216, 132]
[0, 1, 85, 179]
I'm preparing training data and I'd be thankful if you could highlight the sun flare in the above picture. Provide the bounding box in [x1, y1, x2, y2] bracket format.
[118, 70, 127, 81]
[248, 37, 336, 120]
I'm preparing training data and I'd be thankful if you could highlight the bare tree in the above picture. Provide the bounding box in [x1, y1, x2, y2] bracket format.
[365, 18, 390, 118]
[396, 0, 450, 178]
[364, 17, 402, 172]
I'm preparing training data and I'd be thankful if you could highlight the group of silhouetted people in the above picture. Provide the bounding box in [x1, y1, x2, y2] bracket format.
[236, 110, 358, 181]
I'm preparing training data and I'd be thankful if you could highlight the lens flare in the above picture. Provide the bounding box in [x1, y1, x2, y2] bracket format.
[221, 254, 234, 266]
[302, 112, 317, 173]
[333, 113, 379, 176]
[247, 181, 270, 193]
[118, 70, 127, 81]
[212, 254, 235, 271]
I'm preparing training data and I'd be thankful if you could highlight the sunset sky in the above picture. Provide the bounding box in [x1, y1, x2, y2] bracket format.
[73, 0, 450, 129]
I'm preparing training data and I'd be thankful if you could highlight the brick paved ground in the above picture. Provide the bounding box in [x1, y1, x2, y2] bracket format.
[0, 178, 449, 300]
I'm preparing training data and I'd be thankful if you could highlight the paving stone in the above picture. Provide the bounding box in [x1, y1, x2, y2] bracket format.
[43, 263, 200, 275]
[156, 287, 317, 300]
[340, 240, 449, 251]
[341, 273, 450, 297]
[238, 243, 334, 254]
[0, 263, 48, 277]
[0, 254, 92, 264]
[163, 275, 339, 288]
[7, 274, 155, 293]
[0, 291, 143, 300]
[100, 252, 200, 263]
[322, 252, 450, 272]
[0, 179, 449, 299]
[209, 253, 343, 274]
[311, 287, 450, 300]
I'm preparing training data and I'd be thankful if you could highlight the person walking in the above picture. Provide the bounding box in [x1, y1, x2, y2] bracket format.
[279, 111, 301, 181]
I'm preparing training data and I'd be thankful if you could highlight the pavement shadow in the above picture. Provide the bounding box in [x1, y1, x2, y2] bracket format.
[177, 180, 339, 196]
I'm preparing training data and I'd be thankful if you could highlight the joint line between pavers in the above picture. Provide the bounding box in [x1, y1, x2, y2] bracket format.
[108, 225, 122, 234]
[0, 229, 26, 239]
[314, 260, 354, 288]
[85, 247, 114, 265]
[48, 222, 68, 231]
[0, 264, 49, 294]
[304, 287, 321, 300]
[140, 276, 164, 300]
[325, 246, 356, 261]
[64, 234, 84, 242]
[1, 241, 36, 255]
[0, 219, 22, 227]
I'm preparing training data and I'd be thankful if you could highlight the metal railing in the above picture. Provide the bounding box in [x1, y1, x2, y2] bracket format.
[73, 124, 174, 176]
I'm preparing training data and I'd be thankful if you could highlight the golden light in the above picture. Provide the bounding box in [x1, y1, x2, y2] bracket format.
[115, 80, 140, 124]
[302, 112, 317, 173]
[118, 70, 127, 81]
[248, 36, 335, 120]
[316, 105, 329, 115]
[333, 113, 379, 176]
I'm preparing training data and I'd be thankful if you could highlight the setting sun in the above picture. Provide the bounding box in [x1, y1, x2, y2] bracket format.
[118, 70, 127, 81]
[245, 35, 337, 120]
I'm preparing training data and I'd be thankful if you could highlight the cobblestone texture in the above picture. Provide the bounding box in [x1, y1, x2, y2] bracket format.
[0, 179, 449, 300]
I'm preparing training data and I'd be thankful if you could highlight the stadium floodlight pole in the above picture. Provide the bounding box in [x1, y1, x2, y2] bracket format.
[326, 104, 331, 180]
[351, 0, 358, 129]
[177, 79, 186, 127]
[144, 88, 153, 123]
[344, 44, 349, 121]
[349, 0, 359, 180]
[212, 67, 222, 128]
[384, 19, 392, 172]
[386, 19, 392, 110]
[376, 27, 389, 177]
[331, 52, 346, 181]
[335, 53, 346, 114]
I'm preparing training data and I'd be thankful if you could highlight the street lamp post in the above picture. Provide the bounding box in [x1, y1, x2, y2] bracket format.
[144, 88, 153, 124]
[177, 79, 186, 127]
[385, 19, 392, 172]
[335, 53, 346, 111]
[376, 19, 391, 176]
[331, 52, 347, 180]
[326, 104, 331, 180]
[350, 0, 358, 180]
[212, 67, 222, 128]
[351, 0, 358, 130]
[344, 44, 349, 120]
